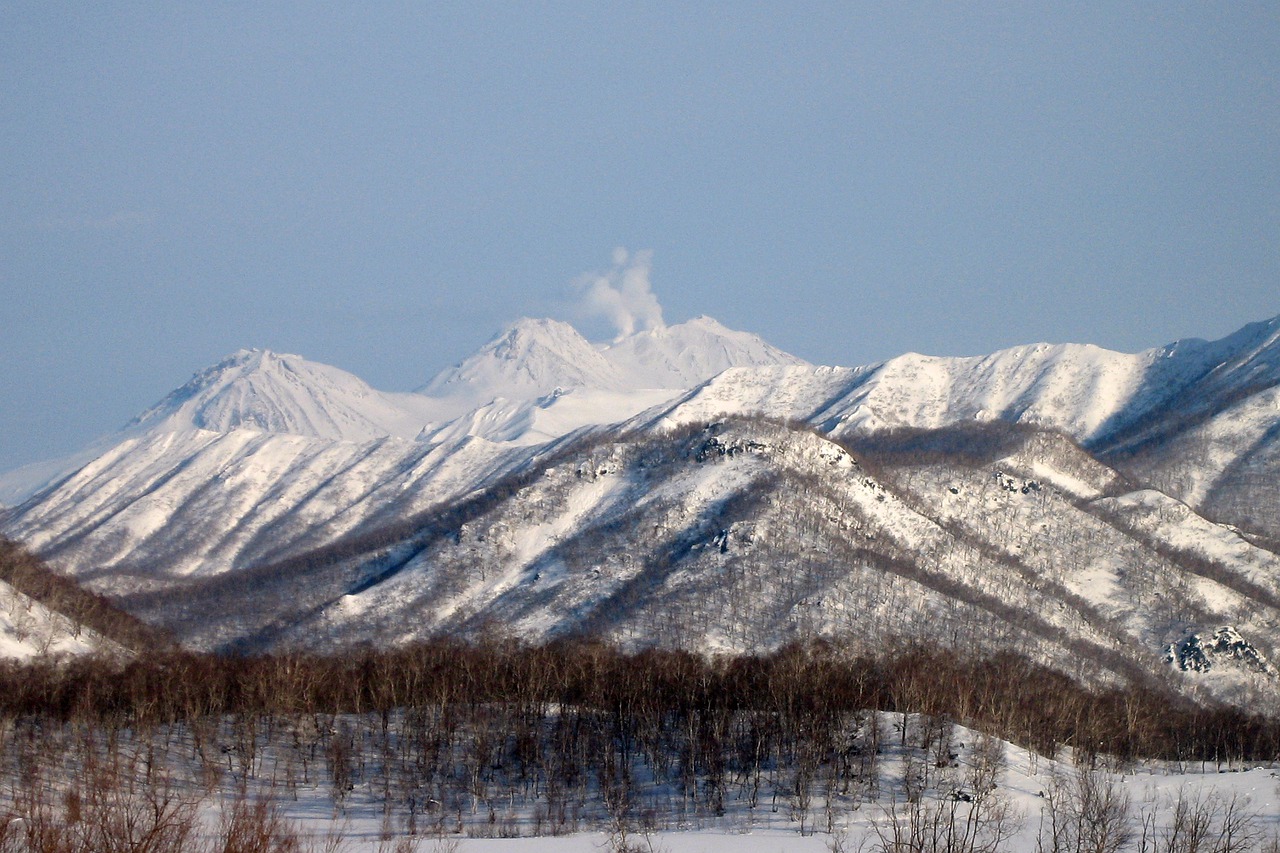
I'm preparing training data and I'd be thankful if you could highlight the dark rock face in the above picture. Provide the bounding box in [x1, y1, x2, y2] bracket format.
[1165, 626, 1276, 675]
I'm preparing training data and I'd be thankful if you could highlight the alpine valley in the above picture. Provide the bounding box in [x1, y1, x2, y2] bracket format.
[3, 313, 1280, 708]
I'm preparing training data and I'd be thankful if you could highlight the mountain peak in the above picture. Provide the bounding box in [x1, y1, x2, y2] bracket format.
[418, 318, 624, 403]
[128, 349, 427, 442]
[420, 315, 806, 403]
[685, 314, 729, 330]
[602, 315, 808, 389]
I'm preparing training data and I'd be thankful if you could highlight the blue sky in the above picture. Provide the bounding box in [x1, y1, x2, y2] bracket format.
[2, 3, 1278, 473]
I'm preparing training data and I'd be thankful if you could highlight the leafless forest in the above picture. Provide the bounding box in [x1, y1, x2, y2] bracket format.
[2, 636, 1279, 851]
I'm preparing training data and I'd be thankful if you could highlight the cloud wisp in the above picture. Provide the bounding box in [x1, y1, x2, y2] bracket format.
[574, 248, 666, 340]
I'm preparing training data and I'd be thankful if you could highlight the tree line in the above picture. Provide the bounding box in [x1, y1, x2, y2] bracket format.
[3, 638, 1277, 767]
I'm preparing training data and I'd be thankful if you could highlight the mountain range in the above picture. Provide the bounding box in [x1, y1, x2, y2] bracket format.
[2, 312, 1279, 707]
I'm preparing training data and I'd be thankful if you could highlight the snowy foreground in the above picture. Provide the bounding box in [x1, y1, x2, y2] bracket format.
[7, 702, 1279, 852]
[211, 719, 1279, 853]
[274, 764, 1280, 852]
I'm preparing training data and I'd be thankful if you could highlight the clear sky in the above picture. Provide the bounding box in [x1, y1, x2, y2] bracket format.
[2, 3, 1278, 474]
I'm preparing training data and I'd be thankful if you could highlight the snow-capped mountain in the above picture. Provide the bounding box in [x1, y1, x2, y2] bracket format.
[420, 315, 804, 406]
[128, 347, 439, 442]
[409, 315, 807, 446]
[599, 315, 807, 389]
[634, 316, 1280, 539]
[418, 318, 628, 409]
[0, 315, 804, 508]
[0, 315, 806, 584]
[2, 310, 1279, 703]
[641, 322, 1270, 446]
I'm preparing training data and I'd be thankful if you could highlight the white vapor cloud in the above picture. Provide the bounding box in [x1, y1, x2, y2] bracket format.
[574, 248, 666, 340]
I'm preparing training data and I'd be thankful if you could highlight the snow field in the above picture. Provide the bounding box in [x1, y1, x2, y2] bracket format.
[8, 711, 1275, 853]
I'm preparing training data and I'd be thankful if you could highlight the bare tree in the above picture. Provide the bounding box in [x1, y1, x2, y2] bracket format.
[1037, 767, 1131, 853]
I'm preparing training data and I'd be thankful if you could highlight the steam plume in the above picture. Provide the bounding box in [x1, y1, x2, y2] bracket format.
[575, 248, 666, 339]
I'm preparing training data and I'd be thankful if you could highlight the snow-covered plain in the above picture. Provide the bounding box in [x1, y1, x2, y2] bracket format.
[178, 717, 1280, 852]
[7, 702, 1278, 852]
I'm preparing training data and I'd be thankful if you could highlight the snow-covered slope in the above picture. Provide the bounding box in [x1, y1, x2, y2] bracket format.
[599, 315, 807, 389]
[177, 416, 1277, 706]
[0, 577, 103, 661]
[635, 345, 1158, 446]
[7, 429, 538, 587]
[1098, 317, 1280, 538]
[634, 315, 1280, 537]
[418, 318, 628, 413]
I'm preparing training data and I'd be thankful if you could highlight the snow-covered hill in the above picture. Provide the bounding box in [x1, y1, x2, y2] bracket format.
[0, 539, 142, 661]
[0, 577, 102, 660]
[111, 415, 1280, 706]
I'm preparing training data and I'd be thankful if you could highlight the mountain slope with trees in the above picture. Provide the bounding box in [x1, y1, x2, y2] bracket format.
[1, 313, 1278, 708]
